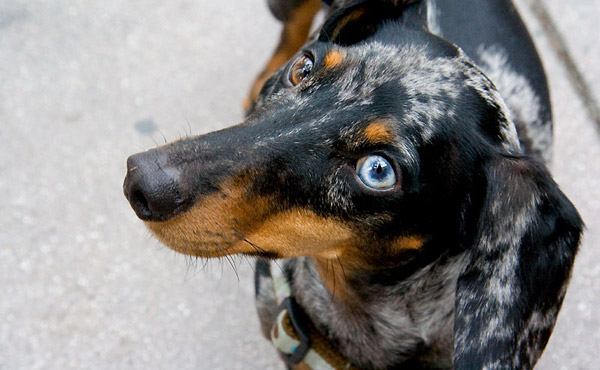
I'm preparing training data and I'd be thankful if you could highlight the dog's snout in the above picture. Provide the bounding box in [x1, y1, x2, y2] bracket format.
[123, 150, 189, 222]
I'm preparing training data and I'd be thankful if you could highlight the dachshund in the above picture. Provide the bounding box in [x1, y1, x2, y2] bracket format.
[123, 0, 583, 368]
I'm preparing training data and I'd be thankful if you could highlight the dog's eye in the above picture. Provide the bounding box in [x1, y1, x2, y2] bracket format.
[356, 155, 397, 190]
[289, 54, 314, 86]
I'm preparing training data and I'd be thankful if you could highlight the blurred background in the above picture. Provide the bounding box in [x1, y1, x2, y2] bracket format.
[1, 0, 598, 368]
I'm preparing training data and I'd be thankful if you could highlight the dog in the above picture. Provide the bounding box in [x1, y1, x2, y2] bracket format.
[123, 0, 583, 368]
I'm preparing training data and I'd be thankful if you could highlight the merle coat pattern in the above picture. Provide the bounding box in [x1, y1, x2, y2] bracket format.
[123, 0, 583, 368]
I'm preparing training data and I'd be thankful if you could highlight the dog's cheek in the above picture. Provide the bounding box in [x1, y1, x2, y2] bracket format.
[324, 168, 356, 214]
[244, 208, 356, 258]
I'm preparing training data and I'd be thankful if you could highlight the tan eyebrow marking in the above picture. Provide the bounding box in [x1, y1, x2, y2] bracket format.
[363, 121, 396, 144]
[323, 49, 345, 68]
[391, 235, 426, 251]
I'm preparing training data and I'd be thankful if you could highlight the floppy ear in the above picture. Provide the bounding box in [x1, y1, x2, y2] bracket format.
[318, 0, 427, 46]
[454, 156, 583, 369]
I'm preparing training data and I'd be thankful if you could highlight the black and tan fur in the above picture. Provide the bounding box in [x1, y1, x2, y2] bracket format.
[123, 0, 583, 368]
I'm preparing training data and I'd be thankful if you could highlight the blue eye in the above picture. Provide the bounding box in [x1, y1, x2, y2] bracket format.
[357, 155, 397, 190]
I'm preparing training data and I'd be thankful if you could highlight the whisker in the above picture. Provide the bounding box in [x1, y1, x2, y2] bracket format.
[215, 225, 241, 282]
[225, 235, 257, 274]
[329, 259, 337, 308]
[184, 117, 193, 137]
[222, 243, 241, 282]
[151, 135, 159, 148]
[232, 227, 269, 255]
[336, 255, 347, 282]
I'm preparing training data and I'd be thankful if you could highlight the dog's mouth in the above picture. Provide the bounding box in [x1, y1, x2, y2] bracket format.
[139, 177, 357, 259]
[146, 207, 356, 260]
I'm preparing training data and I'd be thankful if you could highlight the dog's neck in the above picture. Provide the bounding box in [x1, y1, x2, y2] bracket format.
[286, 251, 466, 368]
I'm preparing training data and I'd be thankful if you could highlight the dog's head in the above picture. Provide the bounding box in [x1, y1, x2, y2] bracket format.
[123, 1, 582, 367]
[123, 8, 521, 261]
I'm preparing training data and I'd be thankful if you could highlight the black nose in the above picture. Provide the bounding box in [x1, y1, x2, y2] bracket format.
[123, 150, 190, 222]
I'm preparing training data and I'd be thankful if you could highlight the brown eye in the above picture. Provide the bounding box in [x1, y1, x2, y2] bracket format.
[289, 54, 314, 86]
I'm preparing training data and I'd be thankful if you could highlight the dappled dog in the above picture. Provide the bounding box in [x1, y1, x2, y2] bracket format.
[123, 0, 583, 368]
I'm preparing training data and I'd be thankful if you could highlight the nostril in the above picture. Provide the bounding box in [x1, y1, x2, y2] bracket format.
[131, 189, 151, 218]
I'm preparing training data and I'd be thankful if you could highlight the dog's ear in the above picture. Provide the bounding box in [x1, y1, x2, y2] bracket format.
[454, 155, 582, 368]
[319, 0, 427, 46]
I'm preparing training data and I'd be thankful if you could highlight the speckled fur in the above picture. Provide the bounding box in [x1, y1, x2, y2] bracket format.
[476, 45, 553, 164]
[292, 254, 465, 368]
[250, 1, 582, 369]
[123, 0, 583, 369]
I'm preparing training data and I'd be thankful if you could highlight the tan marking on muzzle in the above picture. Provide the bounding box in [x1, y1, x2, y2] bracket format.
[145, 179, 273, 257]
[144, 178, 355, 259]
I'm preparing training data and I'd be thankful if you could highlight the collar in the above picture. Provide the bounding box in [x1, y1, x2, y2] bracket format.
[269, 261, 356, 369]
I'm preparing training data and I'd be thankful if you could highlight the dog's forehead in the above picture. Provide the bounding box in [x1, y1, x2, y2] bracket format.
[314, 41, 464, 137]
[315, 40, 520, 150]
[343, 40, 460, 79]
[253, 36, 520, 154]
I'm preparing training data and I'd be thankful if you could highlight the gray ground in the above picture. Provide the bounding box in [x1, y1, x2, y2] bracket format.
[1, 0, 598, 369]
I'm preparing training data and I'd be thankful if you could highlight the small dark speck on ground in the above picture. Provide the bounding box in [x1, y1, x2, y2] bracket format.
[134, 119, 158, 134]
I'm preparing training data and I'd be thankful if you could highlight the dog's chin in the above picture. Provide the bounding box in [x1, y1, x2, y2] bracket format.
[162, 244, 230, 258]
[144, 222, 254, 258]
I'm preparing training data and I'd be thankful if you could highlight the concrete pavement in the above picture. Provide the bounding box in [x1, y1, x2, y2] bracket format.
[1, 0, 598, 368]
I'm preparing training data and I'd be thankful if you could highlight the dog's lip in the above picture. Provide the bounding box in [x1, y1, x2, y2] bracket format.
[139, 201, 191, 222]
[142, 223, 257, 258]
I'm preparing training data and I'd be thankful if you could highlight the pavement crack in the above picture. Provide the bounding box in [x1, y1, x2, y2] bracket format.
[524, 0, 600, 131]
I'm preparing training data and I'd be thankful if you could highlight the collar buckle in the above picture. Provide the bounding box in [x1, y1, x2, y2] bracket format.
[278, 297, 312, 365]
